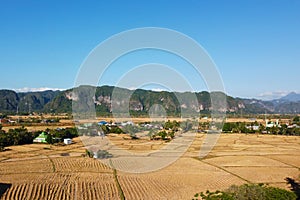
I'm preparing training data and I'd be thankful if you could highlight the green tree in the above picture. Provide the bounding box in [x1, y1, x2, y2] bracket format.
[45, 133, 54, 144]
[0, 131, 7, 151]
[194, 183, 297, 200]
[109, 126, 123, 134]
[85, 149, 94, 158]
[100, 125, 110, 135]
[292, 116, 300, 127]
[169, 131, 175, 139]
[7, 129, 19, 145]
[222, 123, 234, 133]
[164, 120, 180, 131]
[194, 190, 233, 200]
[293, 116, 300, 124]
[157, 131, 167, 140]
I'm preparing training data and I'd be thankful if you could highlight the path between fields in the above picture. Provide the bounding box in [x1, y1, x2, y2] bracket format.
[195, 158, 251, 183]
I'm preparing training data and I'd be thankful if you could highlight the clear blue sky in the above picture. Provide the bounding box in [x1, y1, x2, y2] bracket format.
[0, 0, 299, 100]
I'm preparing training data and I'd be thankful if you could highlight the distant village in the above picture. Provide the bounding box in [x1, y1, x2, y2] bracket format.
[1, 113, 300, 151]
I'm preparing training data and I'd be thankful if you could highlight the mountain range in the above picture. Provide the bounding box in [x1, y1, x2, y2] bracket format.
[278, 92, 300, 102]
[0, 86, 300, 115]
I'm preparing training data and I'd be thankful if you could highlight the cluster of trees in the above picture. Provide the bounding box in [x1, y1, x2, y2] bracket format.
[194, 183, 297, 200]
[148, 130, 174, 140]
[163, 120, 180, 131]
[0, 115, 61, 125]
[222, 122, 262, 134]
[0, 126, 38, 151]
[123, 119, 195, 140]
[292, 116, 300, 124]
[80, 123, 144, 139]
[45, 127, 78, 144]
[149, 120, 181, 140]
[198, 122, 210, 132]
[100, 125, 124, 134]
[79, 124, 124, 137]
[16, 118, 60, 125]
[265, 124, 300, 135]
[0, 126, 78, 150]
[221, 121, 300, 135]
[79, 120, 183, 140]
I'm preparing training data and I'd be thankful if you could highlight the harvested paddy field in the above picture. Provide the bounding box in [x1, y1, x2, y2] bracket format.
[0, 134, 299, 199]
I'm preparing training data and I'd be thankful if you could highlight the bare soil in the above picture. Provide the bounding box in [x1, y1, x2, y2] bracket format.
[0, 133, 299, 199]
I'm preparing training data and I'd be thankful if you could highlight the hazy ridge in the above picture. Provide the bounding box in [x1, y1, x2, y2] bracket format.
[0, 86, 300, 115]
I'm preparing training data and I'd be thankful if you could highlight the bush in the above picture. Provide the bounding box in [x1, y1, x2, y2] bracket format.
[85, 149, 94, 158]
[164, 120, 180, 131]
[45, 134, 54, 144]
[109, 126, 123, 134]
[193, 190, 234, 200]
[194, 183, 297, 200]
[158, 131, 167, 140]
[264, 186, 298, 200]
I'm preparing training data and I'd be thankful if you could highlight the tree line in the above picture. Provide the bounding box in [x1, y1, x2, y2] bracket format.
[221, 117, 300, 135]
[0, 125, 78, 151]
[194, 182, 298, 200]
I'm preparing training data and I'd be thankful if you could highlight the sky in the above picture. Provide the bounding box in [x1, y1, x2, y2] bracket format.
[0, 0, 299, 100]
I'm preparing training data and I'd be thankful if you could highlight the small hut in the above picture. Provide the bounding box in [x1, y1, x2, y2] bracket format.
[63, 138, 72, 145]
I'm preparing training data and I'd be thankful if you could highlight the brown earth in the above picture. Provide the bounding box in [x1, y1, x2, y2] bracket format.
[0, 133, 299, 199]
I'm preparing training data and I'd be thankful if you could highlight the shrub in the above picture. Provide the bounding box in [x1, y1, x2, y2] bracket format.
[194, 183, 297, 200]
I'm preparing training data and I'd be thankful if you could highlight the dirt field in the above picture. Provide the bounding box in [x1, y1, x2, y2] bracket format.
[0, 134, 299, 199]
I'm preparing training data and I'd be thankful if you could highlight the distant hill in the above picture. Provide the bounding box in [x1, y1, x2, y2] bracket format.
[0, 86, 300, 115]
[0, 90, 59, 113]
[279, 92, 300, 102]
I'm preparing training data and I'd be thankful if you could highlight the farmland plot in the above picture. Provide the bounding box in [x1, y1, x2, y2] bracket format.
[0, 133, 299, 199]
[0, 173, 119, 200]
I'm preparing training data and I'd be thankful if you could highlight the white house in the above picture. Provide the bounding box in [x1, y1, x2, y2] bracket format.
[63, 138, 72, 145]
[265, 119, 280, 128]
[246, 125, 260, 131]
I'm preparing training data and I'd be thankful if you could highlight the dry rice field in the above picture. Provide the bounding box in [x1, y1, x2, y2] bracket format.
[0, 134, 299, 199]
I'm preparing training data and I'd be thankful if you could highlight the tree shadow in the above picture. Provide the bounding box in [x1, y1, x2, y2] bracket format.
[0, 183, 12, 198]
[0, 148, 12, 152]
[286, 177, 300, 200]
